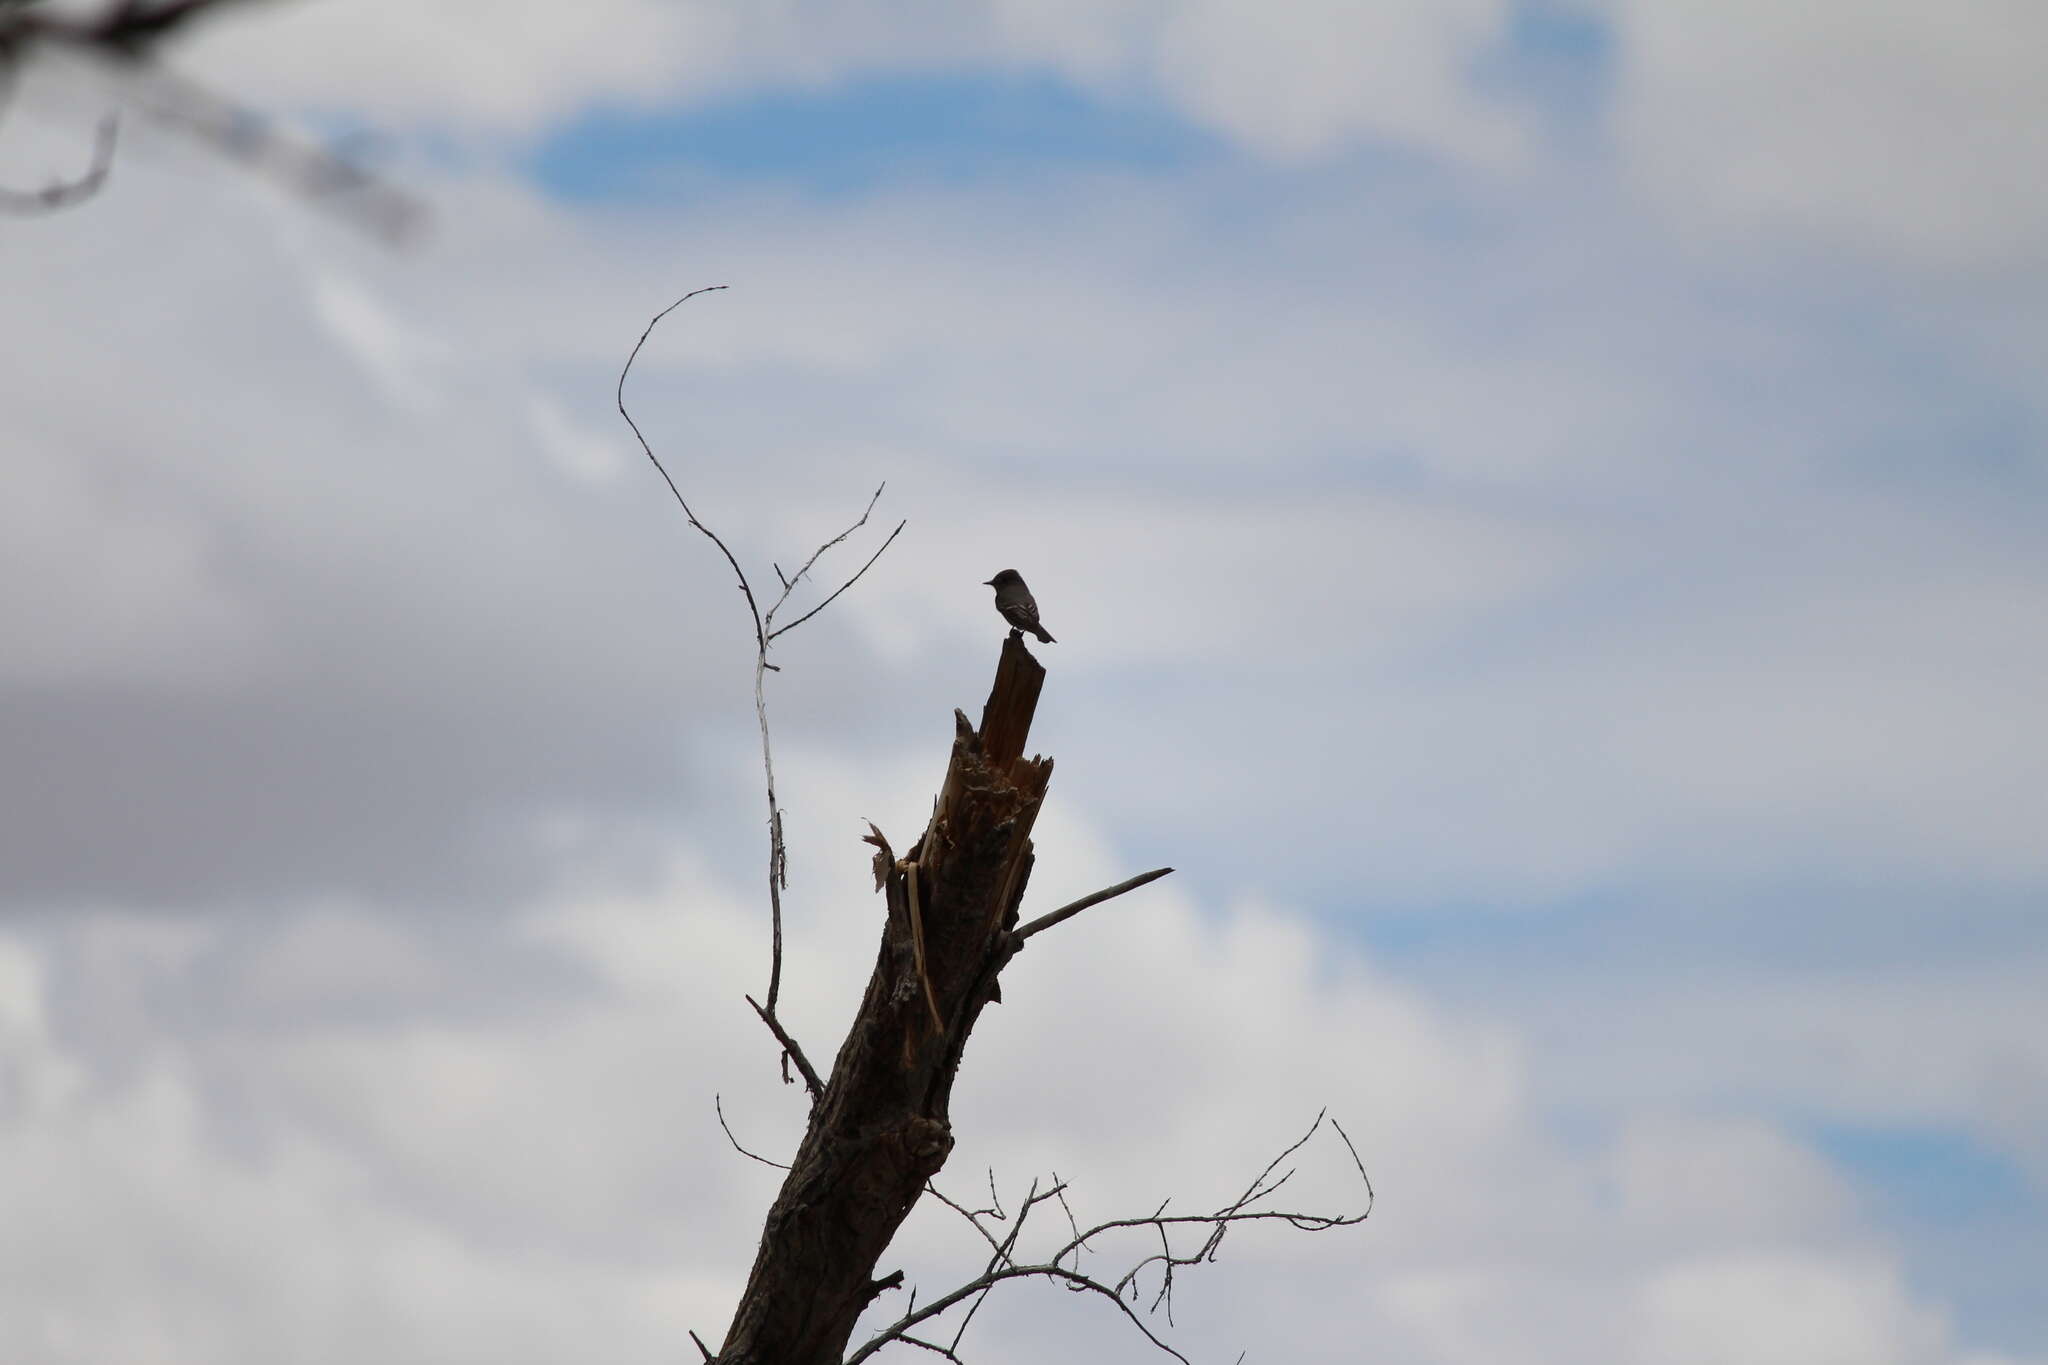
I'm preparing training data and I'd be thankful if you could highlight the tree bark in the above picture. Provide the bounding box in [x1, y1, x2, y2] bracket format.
[715, 633, 1054, 1364]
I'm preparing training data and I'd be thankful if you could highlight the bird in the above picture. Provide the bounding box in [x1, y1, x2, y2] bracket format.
[984, 569, 1055, 644]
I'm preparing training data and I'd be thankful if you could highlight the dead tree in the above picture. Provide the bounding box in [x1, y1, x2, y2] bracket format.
[619, 290, 1366, 1365]
[721, 634, 1087, 1360]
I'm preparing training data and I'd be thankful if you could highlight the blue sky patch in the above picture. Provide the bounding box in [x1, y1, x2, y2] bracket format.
[1815, 1122, 2045, 1352]
[528, 72, 1220, 202]
[1473, 2, 1613, 133]
[1816, 1122, 2030, 1225]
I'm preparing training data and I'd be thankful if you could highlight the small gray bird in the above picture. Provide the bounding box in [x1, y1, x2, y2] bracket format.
[984, 569, 1056, 643]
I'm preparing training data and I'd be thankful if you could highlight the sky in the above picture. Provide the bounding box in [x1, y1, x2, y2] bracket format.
[1, 1, 2044, 1361]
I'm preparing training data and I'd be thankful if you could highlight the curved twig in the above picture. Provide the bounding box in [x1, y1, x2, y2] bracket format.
[615, 287, 756, 646]
[715, 1094, 791, 1170]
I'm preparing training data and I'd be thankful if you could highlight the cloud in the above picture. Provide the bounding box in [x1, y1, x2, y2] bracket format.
[7, 851, 2023, 1365]
[1633, 1253, 1947, 1365]
[180, 0, 751, 135]
[176, 0, 1532, 169]
[6, 13, 2046, 1358]
[1602, 0, 2048, 267]
[4, 107, 2041, 930]
[162, 0, 2048, 279]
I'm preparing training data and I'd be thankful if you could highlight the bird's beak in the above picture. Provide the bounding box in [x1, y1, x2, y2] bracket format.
[982, 578, 996, 586]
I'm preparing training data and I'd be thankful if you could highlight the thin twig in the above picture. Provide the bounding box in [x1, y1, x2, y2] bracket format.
[847, 1263, 1194, 1365]
[1015, 867, 1174, 942]
[923, 1182, 1009, 1262]
[762, 482, 885, 631]
[892, 1334, 963, 1363]
[766, 516, 906, 642]
[1052, 1177, 1083, 1268]
[714, 1094, 791, 1170]
[688, 1329, 713, 1362]
[864, 1114, 1370, 1364]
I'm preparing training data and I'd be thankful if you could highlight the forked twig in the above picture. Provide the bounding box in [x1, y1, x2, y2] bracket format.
[618, 287, 905, 1102]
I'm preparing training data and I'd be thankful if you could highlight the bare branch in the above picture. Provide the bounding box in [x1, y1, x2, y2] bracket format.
[124, 64, 424, 241]
[715, 1093, 791, 1171]
[618, 286, 832, 1079]
[1014, 867, 1175, 943]
[765, 483, 907, 643]
[772, 515, 905, 642]
[891, 1333, 963, 1363]
[855, 1115, 1370, 1365]
[847, 1262, 1193, 1365]
[763, 481, 885, 631]
[923, 1184, 1005, 1260]
[617, 289, 909, 1109]
[689, 1330, 714, 1362]
[0, 0, 264, 60]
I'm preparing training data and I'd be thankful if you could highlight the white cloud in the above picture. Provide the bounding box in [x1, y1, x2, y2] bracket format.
[180, 0, 745, 134]
[1607, 1116, 1856, 1246]
[1150, 0, 1522, 164]
[308, 270, 452, 411]
[1634, 1252, 1947, 1365]
[1603, 0, 2048, 267]
[10, 851, 2020, 1364]
[175, 0, 1531, 170]
[1508, 961, 2048, 1191]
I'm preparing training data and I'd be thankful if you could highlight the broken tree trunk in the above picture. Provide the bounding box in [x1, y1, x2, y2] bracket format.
[715, 633, 1054, 1364]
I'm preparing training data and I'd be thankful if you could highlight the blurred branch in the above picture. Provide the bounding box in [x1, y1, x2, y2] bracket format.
[0, 0, 422, 237]
[0, 105, 114, 212]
